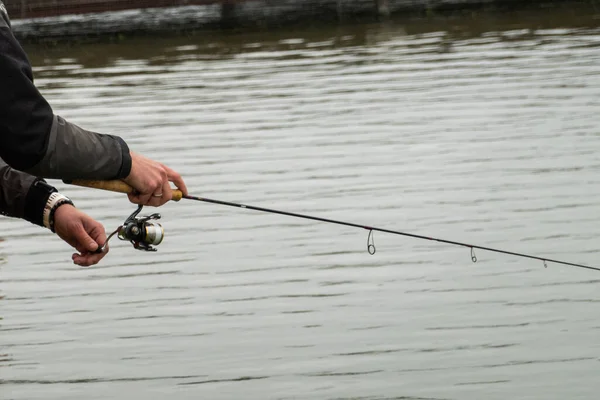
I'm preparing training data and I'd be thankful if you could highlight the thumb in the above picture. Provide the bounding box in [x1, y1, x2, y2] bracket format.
[75, 224, 100, 253]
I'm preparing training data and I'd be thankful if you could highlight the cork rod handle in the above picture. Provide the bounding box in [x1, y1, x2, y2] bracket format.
[68, 180, 183, 202]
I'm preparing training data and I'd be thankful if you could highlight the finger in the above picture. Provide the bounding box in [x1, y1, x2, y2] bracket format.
[72, 253, 89, 267]
[92, 243, 108, 255]
[138, 192, 153, 206]
[128, 191, 152, 206]
[94, 230, 108, 247]
[127, 192, 142, 205]
[147, 192, 164, 208]
[73, 250, 106, 267]
[160, 179, 172, 205]
[165, 166, 188, 196]
[142, 177, 165, 206]
[145, 178, 170, 207]
[73, 254, 101, 267]
[85, 220, 108, 245]
[73, 224, 101, 253]
[85, 222, 108, 253]
[73, 252, 92, 267]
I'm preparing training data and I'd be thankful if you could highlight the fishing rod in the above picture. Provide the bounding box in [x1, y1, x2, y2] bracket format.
[68, 180, 597, 272]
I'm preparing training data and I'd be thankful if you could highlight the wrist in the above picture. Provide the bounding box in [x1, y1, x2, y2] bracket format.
[44, 193, 74, 232]
[124, 151, 137, 181]
[114, 136, 132, 179]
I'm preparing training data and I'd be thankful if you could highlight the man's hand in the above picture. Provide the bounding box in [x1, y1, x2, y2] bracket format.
[123, 152, 188, 207]
[53, 205, 108, 267]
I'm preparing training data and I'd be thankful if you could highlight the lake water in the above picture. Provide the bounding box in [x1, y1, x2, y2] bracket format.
[3, 5, 600, 400]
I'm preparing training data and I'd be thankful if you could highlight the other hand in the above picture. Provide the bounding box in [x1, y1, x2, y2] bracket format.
[53, 204, 108, 267]
[123, 152, 188, 207]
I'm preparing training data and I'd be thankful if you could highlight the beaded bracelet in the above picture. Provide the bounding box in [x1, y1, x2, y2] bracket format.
[43, 193, 74, 232]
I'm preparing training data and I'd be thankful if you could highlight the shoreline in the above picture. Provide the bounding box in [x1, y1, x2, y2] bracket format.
[10, 0, 597, 42]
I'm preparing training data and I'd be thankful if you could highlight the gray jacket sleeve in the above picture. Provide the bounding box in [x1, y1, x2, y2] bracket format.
[24, 115, 132, 181]
[0, 158, 56, 227]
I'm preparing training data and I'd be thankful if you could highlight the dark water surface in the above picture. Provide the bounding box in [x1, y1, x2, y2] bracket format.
[3, 5, 600, 400]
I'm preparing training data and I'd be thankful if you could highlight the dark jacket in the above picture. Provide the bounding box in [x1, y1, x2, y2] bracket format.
[0, 2, 132, 226]
[0, 158, 54, 226]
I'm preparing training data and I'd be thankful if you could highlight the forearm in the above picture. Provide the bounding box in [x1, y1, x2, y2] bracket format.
[24, 115, 132, 180]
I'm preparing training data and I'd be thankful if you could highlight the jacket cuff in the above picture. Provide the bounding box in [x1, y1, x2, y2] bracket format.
[24, 179, 56, 227]
[113, 135, 132, 179]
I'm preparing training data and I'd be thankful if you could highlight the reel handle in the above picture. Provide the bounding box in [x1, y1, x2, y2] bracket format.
[66, 179, 183, 202]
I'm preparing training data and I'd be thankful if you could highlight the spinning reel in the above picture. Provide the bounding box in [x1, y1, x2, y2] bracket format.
[98, 205, 164, 253]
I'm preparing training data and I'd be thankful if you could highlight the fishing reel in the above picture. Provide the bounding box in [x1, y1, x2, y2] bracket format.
[100, 205, 164, 252]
